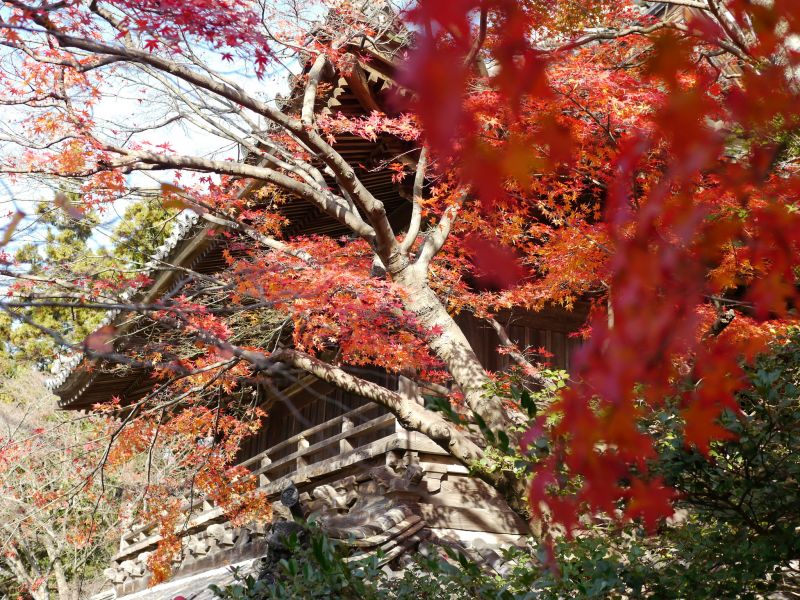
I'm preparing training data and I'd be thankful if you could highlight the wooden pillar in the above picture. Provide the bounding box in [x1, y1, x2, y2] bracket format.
[296, 436, 309, 470]
[259, 456, 272, 487]
[340, 417, 354, 454]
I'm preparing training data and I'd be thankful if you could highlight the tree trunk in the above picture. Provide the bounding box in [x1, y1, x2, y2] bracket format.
[396, 273, 514, 433]
[389, 273, 534, 521]
[43, 536, 72, 600]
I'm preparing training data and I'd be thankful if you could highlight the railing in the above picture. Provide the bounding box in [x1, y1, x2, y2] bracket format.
[116, 402, 403, 559]
[239, 402, 395, 490]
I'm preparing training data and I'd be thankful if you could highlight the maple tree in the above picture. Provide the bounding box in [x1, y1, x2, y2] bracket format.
[0, 365, 119, 600]
[400, 0, 800, 537]
[0, 0, 799, 581]
[0, 360, 268, 595]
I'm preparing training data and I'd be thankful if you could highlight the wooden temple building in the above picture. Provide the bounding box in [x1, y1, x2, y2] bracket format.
[45, 5, 598, 598]
[51, 224, 582, 596]
[44, 2, 789, 598]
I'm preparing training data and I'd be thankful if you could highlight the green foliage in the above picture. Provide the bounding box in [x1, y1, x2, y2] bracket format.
[533, 331, 800, 599]
[211, 523, 531, 600]
[7, 197, 102, 362]
[471, 368, 567, 479]
[210, 526, 651, 600]
[523, 331, 800, 599]
[214, 515, 796, 600]
[642, 328, 800, 597]
[659, 337, 800, 535]
[112, 198, 176, 264]
[5, 196, 174, 365]
[210, 525, 386, 600]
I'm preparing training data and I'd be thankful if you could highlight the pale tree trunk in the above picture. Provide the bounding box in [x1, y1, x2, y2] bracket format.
[273, 348, 531, 519]
[394, 267, 516, 433]
[3, 545, 49, 600]
[43, 536, 74, 600]
[393, 275, 531, 517]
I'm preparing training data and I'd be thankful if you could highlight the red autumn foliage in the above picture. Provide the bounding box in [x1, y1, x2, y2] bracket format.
[403, 0, 800, 532]
[1, 0, 800, 576]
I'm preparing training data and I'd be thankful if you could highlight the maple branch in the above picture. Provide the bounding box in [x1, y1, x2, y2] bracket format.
[485, 316, 547, 386]
[0, 92, 63, 106]
[0, 36, 120, 72]
[415, 193, 463, 269]
[88, 0, 128, 37]
[131, 65, 328, 190]
[0, 272, 119, 304]
[301, 53, 331, 129]
[270, 348, 484, 465]
[641, 0, 709, 8]
[1, 300, 270, 316]
[463, 4, 488, 68]
[560, 87, 617, 146]
[546, 21, 678, 53]
[5, 14, 403, 274]
[0, 132, 78, 150]
[399, 147, 427, 253]
[545, 16, 754, 68]
[104, 146, 376, 240]
[706, 0, 755, 60]
[7, 289, 516, 501]
[198, 212, 317, 265]
[0, 304, 204, 378]
[13, 283, 522, 500]
[301, 129, 402, 272]
[53, 31, 383, 206]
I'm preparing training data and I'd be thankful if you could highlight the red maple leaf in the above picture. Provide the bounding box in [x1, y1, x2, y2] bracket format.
[625, 478, 677, 532]
[84, 326, 117, 354]
[682, 401, 736, 456]
[464, 235, 529, 291]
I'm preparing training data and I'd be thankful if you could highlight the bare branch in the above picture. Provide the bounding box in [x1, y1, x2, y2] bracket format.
[545, 21, 678, 54]
[642, 0, 709, 8]
[105, 146, 377, 240]
[198, 212, 317, 265]
[399, 147, 427, 253]
[415, 192, 463, 269]
[3, 16, 404, 272]
[271, 348, 485, 465]
[485, 316, 554, 390]
[706, 0, 754, 60]
[301, 53, 331, 129]
[463, 4, 488, 67]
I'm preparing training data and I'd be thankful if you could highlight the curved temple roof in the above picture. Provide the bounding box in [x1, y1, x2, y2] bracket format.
[47, 211, 202, 391]
[46, 210, 202, 405]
